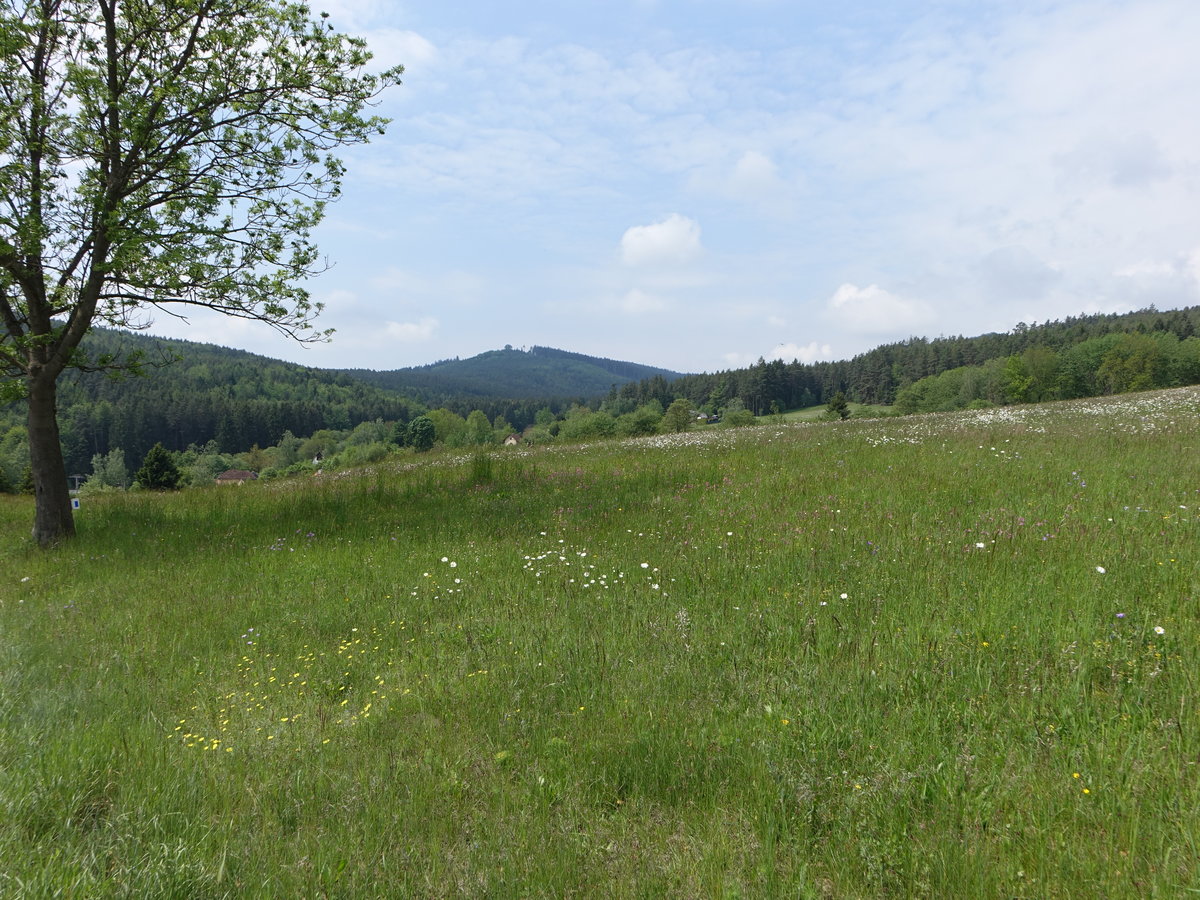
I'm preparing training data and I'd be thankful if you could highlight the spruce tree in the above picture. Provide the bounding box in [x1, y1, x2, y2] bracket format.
[136, 444, 182, 491]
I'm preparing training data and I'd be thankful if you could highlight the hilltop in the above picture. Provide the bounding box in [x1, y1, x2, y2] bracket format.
[343, 345, 684, 403]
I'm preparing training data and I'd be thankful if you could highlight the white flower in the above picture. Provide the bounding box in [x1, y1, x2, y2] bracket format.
[840, 593, 848, 600]
[449, 561, 457, 568]
[1154, 625, 1165, 635]
[975, 542, 986, 549]
[640, 562, 649, 568]
[1096, 566, 1106, 574]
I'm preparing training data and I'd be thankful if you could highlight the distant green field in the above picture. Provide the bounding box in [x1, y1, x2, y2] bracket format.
[2, 388, 1197, 897]
[781, 402, 895, 421]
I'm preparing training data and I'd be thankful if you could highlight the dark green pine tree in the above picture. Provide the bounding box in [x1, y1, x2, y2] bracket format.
[136, 443, 182, 491]
[826, 391, 851, 420]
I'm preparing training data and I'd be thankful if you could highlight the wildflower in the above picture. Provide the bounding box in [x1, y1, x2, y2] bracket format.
[1116, 612, 1125, 618]
[1154, 626, 1165, 635]
[840, 593, 848, 599]
[975, 542, 986, 549]
[1096, 566, 1106, 574]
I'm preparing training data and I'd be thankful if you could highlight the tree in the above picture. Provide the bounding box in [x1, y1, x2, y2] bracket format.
[465, 409, 493, 445]
[662, 398, 693, 433]
[407, 416, 435, 453]
[0, 0, 401, 545]
[826, 391, 850, 420]
[426, 408, 466, 447]
[135, 442, 181, 490]
[88, 446, 126, 489]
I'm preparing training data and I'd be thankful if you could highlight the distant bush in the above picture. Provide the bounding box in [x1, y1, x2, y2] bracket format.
[521, 425, 556, 445]
[616, 402, 663, 437]
[259, 461, 317, 480]
[334, 442, 391, 468]
[558, 410, 617, 441]
[720, 398, 755, 428]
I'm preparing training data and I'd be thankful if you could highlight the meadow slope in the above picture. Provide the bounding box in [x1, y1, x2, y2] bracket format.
[1, 388, 1198, 897]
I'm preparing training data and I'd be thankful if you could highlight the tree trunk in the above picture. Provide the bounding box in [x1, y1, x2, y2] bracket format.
[28, 375, 75, 546]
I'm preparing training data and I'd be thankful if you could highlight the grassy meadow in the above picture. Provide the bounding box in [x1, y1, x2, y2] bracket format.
[2, 388, 1198, 897]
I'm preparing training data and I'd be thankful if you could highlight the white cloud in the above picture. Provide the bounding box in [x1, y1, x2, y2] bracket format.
[687, 149, 801, 215]
[384, 317, 438, 342]
[1054, 132, 1174, 191]
[974, 245, 1061, 301]
[619, 288, 670, 314]
[1108, 249, 1200, 308]
[368, 268, 486, 306]
[1113, 260, 1175, 278]
[769, 341, 834, 363]
[620, 214, 702, 266]
[826, 283, 935, 336]
[1190, 248, 1200, 286]
[366, 29, 438, 73]
[731, 150, 780, 196]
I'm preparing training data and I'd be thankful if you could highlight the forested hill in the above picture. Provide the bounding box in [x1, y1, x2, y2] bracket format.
[0, 332, 681, 478]
[343, 346, 683, 404]
[607, 305, 1200, 415]
[0, 328, 424, 476]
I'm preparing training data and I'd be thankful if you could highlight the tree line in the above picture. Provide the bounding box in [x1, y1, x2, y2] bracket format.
[613, 306, 1200, 414]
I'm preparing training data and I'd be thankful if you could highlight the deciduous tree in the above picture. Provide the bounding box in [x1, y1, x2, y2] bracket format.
[0, 0, 401, 544]
[662, 398, 693, 433]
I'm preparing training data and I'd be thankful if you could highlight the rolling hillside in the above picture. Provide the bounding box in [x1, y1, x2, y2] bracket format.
[343, 345, 684, 402]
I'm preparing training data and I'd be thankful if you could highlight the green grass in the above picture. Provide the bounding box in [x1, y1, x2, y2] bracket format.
[2, 389, 1198, 897]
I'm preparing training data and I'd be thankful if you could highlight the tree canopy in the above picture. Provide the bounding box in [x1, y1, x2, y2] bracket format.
[0, 0, 401, 544]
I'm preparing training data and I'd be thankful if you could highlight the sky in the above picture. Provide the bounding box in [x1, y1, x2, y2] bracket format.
[147, 0, 1200, 375]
